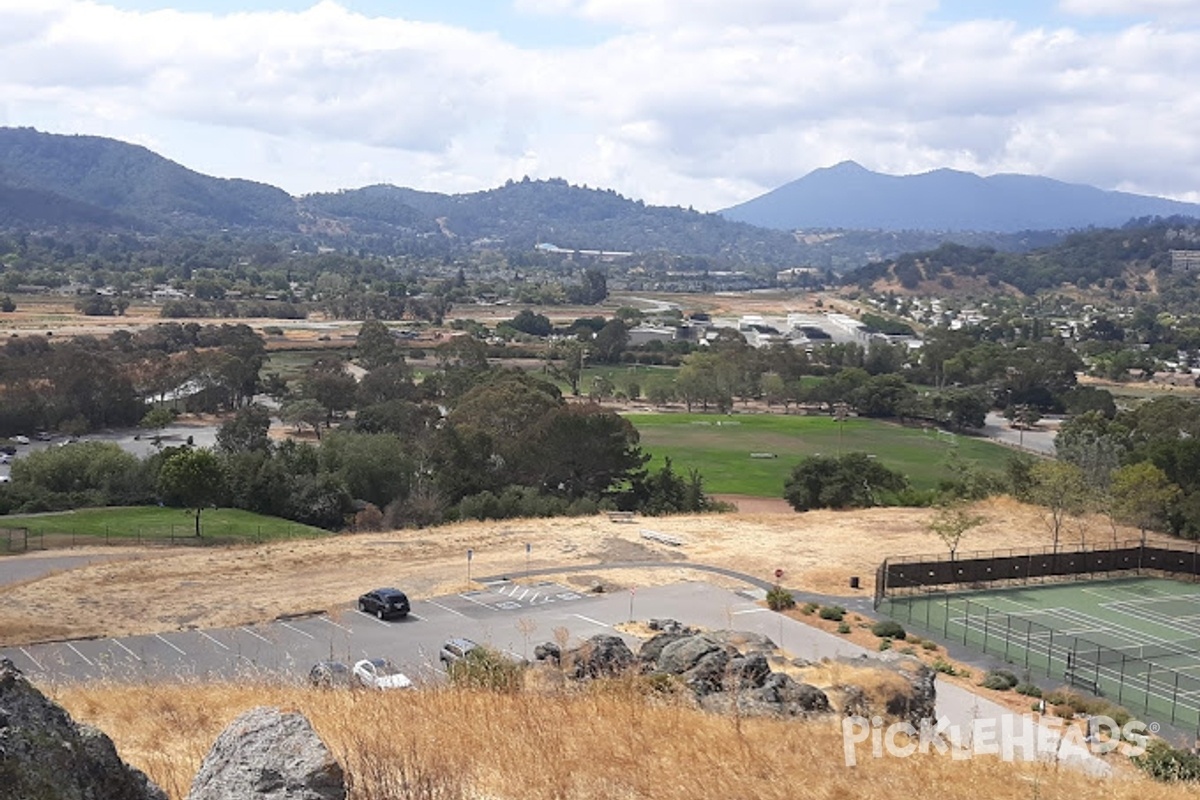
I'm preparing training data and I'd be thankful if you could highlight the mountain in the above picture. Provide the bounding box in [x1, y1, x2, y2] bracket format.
[721, 161, 1200, 233]
[0, 127, 298, 231]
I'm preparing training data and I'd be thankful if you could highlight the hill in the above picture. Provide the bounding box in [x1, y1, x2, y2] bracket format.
[722, 161, 1200, 233]
[0, 128, 1065, 270]
[845, 217, 1200, 297]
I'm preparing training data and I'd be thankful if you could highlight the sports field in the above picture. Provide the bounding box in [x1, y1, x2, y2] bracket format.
[883, 577, 1200, 732]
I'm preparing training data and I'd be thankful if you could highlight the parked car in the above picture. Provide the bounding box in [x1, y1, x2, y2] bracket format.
[439, 637, 480, 667]
[308, 660, 351, 688]
[12, 436, 29, 445]
[357, 588, 410, 620]
[0, 453, 10, 464]
[0, 444, 16, 455]
[352, 658, 413, 690]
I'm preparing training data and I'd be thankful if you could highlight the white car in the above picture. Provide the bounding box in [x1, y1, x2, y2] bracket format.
[352, 658, 413, 690]
[12, 436, 29, 445]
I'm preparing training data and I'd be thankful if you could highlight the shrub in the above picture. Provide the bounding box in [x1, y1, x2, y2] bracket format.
[446, 646, 524, 693]
[1053, 703, 1075, 720]
[837, 621, 851, 634]
[818, 605, 846, 621]
[981, 671, 1016, 691]
[900, 646, 916, 655]
[907, 634, 923, 645]
[1015, 683, 1042, 698]
[920, 640, 939, 652]
[931, 659, 958, 676]
[878, 639, 892, 652]
[1133, 740, 1200, 783]
[766, 585, 795, 611]
[800, 601, 819, 615]
[870, 620, 906, 640]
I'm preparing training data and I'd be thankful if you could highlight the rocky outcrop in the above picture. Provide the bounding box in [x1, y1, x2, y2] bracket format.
[830, 653, 936, 727]
[0, 658, 167, 800]
[187, 707, 345, 800]
[562, 635, 636, 679]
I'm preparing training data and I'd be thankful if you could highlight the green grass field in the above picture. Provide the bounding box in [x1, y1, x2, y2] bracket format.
[624, 412, 1012, 496]
[883, 577, 1200, 731]
[0, 507, 327, 544]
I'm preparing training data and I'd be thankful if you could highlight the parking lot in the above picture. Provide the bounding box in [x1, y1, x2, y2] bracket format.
[0, 579, 619, 685]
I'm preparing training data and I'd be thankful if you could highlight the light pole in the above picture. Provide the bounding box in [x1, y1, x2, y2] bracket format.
[834, 402, 849, 456]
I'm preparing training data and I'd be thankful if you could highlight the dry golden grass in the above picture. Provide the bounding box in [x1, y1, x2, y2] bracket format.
[0, 499, 1166, 646]
[46, 679, 1192, 800]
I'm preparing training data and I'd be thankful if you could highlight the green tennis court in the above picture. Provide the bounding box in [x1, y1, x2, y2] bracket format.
[882, 577, 1200, 733]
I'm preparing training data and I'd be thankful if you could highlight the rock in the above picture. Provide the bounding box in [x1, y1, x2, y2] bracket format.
[876, 653, 936, 727]
[656, 635, 728, 676]
[725, 653, 771, 691]
[187, 707, 345, 800]
[700, 676, 830, 718]
[648, 619, 698, 635]
[829, 654, 936, 727]
[708, 630, 777, 653]
[637, 633, 688, 668]
[533, 642, 561, 664]
[0, 658, 168, 800]
[565, 635, 635, 679]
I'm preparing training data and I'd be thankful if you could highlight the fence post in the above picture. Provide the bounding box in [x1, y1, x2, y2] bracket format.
[1117, 656, 1126, 705]
[1047, 629, 1055, 677]
[962, 600, 971, 645]
[944, 593, 950, 637]
[1024, 622, 1032, 668]
[1172, 671, 1180, 724]
[982, 606, 990, 653]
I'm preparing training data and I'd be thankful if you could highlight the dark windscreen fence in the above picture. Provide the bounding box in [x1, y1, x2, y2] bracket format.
[878, 539, 1200, 739]
[878, 540, 1199, 601]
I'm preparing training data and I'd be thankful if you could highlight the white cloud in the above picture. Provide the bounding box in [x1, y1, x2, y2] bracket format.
[0, 0, 1197, 211]
[1060, 0, 1200, 22]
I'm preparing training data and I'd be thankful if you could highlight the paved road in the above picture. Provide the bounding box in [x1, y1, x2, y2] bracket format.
[980, 412, 1058, 457]
[0, 553, 127, 586]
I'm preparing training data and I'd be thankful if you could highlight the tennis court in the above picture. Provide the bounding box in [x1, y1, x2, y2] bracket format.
[882, 577, 1200, 733]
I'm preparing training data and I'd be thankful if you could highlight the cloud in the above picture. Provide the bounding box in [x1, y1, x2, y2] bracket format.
[1060, 0, 1200, 22]
[0, 0, 1197, 210]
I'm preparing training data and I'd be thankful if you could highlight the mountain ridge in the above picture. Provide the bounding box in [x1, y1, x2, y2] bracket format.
[721, 162, 1200, 233]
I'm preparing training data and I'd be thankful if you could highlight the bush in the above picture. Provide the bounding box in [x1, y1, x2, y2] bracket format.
[1053, 703, 1075, 720]
[818, 605, 846, 621]
[878, 639, 892, 652]
[766, 584, 795, 611]
[446, 646, 524, 693]
[981, 671, 1017, 691]
[800, 601, 819, 616]
[837, 621, 851, 634]
[1133, 740, 1200, 783]
[870, 620, 906, 640]
[1015, 683, 1043, 698]
[931, 659, 958, 676]
[920, 640, 939, 652]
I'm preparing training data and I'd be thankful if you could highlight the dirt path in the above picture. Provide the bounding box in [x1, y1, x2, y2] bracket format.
[0, 498, 1160, 646]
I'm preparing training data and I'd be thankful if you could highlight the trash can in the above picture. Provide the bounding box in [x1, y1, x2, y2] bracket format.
[849, 576, 860, 589]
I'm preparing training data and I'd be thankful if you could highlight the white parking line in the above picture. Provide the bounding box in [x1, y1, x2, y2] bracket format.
[240, 626, 273, 644]
[67, 643, 94, 666]
[198, 631, 230, 650]
[529, 591, 541, 603]
[458, 593, 495, 609]
[732, 608, 771, 615]
[572, 613, 610, 628]
[518, 588, 530, 602]
[319, 616, 352, 632]
[111, 639, 141, 661]
[155, 634, 186, 656]
[408, 613, 423, 621]
[280, 621, 315, 639]
[358, 610, 393, 627]
[424, 599, 467, 618]
[20, 647, 43, 671]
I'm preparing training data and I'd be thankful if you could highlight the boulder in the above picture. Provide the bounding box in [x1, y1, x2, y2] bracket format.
[637, 633, 688, 668]
[648, 619, 699, 635]
[725, 653, 772, 691]
[708, 630, 777, 653]
[533, 642, 561, 664]
[655, 635, 728, 675]
[187, 707, 345, 800]
[700, 675, 830, 718]
[0, 658, 168, 800]
[565, 635, 636, 679]
[831, 654, 936, 727]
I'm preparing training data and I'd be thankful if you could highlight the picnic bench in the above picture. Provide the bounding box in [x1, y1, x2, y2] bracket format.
[641, 529, 684, 547]
[607, 511, 636, 523]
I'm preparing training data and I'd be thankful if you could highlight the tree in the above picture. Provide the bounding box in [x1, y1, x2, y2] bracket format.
[0, 295, 15, 312]
[783, 453, 908, 512]
[157, 448, 226, 537]
[355, 319, 401, 371]
[927, 501, 986, 560]
[1111, 462, 1180, 544]
[546, 340, 584, 396]
[216, 403, 272, 455]
[591, 318, 629, 364]
[1028, 461, 1088, 549]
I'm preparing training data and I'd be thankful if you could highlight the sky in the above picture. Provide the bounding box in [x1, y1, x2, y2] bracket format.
[1, 0, 1198, 211]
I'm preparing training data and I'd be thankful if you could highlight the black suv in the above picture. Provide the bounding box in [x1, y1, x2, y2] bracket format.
[358, 587, 411, 620]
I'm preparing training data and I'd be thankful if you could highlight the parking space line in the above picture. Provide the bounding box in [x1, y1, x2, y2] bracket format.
[424, 599, 466, 617]
[111, 639, 141, 661]
[280, 622, 315, 639]
[20, 647, 43, 671]
[319, 616, 352, 632]
[358, 610, 393, 627]
[458, 593, 495, 609]
[408, 613, 423, 621]
[155, 634, 186, 656]
[529, 591, 540, 603]
[732, 608, 771, 615]
[240, 626, 273, 644]
[199, 631, 230, 650]
[67, 643, 95, 667]
[572, 613, 610, 628]
[518, 588, 530, 601]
